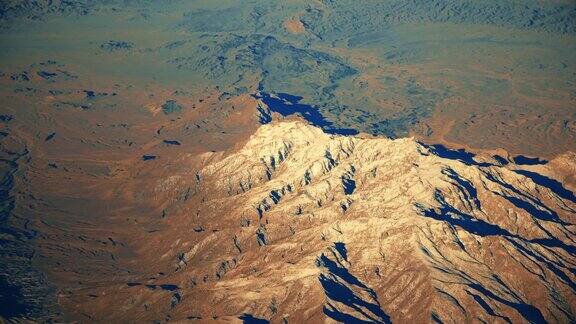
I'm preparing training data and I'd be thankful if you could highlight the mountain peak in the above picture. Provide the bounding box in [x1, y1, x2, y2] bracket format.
[145, 120, 576, 322]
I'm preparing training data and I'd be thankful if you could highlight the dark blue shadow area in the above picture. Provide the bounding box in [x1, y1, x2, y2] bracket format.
[513, 170, 575, 203]
[275, 93, 302, 102]
[425, 197, 576, 258]
[334, 242, 348, 261]
[502, 194, 567, 225]
[0, 279, 29, 319]
[468, 283, 545, 323]
[0, 151, 54, 320]
[529, 238, 576, 254]
[126, 282, 141, 287]
[256, 105, 272, 124]
[163, 140, 181, 146]
[482, 172, 571, 226]
[421, 204, 511, 237]
[239, 314, 269, 324]
[37, 71, 57, 80]
[419, 190, 512, 237]
[493, 155, 509, 165]
[431, 312, 442, 324]
[159, 284, 179, 291]
[0, 114, 13, 122]
[319, 255, 367, 289]
[44, 132, 56, 142]
[319, 274, 390, 324]
[507, 239, 576, 292]
[254, 92, 359, 136]
[318, 253, 391, 324]
[424, 144, 491, 167]
[513, 155, 548, 165]
[127, 283, 179, 291]
[442, 169, 480, 209]
[342, 177, 356, 195]
[466, 291, 512, 323]
[419, 189, 576, 263]
[323, 303, 374, 324]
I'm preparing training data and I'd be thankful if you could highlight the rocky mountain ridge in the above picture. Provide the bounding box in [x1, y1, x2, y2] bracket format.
[128, 119, 576, 323]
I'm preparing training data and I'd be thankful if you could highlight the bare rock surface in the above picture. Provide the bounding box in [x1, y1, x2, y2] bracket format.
[114, 120, 575, 323]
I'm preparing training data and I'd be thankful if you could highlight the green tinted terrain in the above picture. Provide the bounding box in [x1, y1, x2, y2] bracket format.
[1, 0, 575, 137]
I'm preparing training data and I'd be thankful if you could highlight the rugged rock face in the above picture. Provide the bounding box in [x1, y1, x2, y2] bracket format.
[123, 120, 575, 323]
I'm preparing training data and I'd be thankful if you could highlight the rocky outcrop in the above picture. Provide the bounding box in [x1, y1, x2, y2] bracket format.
[172, 120, 575, 322]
